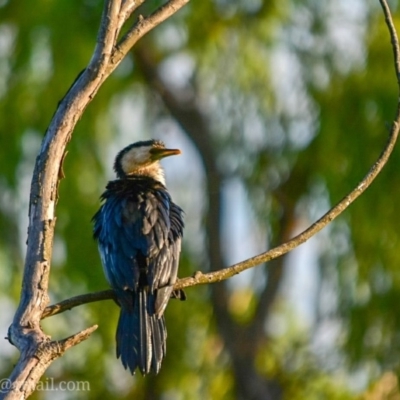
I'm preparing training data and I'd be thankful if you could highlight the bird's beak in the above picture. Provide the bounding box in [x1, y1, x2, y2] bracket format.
[150, 147, 181, 160]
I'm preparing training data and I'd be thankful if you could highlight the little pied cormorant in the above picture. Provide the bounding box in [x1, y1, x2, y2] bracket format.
[92, 139, 184, 375]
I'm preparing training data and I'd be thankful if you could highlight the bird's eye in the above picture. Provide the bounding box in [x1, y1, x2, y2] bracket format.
[150, 146, 164, 154]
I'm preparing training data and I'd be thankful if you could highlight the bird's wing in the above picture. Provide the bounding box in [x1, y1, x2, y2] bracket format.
[93, 184, 183, 316]
[151, 202, 184, 316]
[93, 193, 143, 294]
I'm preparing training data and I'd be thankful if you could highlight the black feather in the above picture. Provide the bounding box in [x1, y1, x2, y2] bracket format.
[93, 175, 184, 375]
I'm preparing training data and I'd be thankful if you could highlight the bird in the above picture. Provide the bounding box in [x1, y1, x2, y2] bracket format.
[92, 139, 184, 375]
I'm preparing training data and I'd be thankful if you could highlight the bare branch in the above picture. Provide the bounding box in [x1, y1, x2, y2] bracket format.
[176, 123, 400, 289]
[174, 0, 400, 290]
[2, 326, 97, 400]
[95, 0, 122, 59]
[119, 0, 145, 28]
[4, 1, 399, 398]
[9, 0, 125, 347]
[37, 0, 400, 325]
[108, 0, 189, 72]
[42, 290, 116, 319]
[379, 0, 400, 83]
[3, 1, 190, 398]
[58, 325, 99, 352]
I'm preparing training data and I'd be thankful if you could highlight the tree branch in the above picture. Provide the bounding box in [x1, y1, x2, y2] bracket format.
[4, 1, 399, 398]
[42, 290, 116, 319]
[39, 0, 400, 323]
[3, 326, 98, 400]
[108, 0, 189, 74]
[2, 1, 190, 399]
[379, 0, 400, 83]
[57, 325, 99, 352]
[177, 120, 399, 287]
[187, 0, 400, 288]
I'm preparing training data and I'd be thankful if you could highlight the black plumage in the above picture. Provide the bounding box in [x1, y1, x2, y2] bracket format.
[92, 140, 184, 375]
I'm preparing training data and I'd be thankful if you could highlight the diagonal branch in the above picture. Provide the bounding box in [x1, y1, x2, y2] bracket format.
[41, 126, 400, 317]
[39, 0, 400, 322]
[108, 0, 189, 73]
[177, 121, 400, 288]
[58, 325, 99, 352]
[94, 0, 122, 59]
[180, 0, 400, 289]
[42, 107, 400, 318]
[39, 109, 399, 315]
[379, 0, 400, 83]
[2, 1, 190, 399]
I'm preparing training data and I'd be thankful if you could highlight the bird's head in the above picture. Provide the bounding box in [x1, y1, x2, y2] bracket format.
[114, 139, 181, 183]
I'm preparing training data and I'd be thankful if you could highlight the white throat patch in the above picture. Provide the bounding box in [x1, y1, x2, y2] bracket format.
[120, 145, 166, 184]
[120, 145, 153, 174]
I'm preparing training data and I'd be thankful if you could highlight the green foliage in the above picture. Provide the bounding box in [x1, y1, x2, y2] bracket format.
[1, 0, 400, 398]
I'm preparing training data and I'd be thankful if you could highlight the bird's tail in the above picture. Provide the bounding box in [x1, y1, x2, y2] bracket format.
[116, 290, 167, 375]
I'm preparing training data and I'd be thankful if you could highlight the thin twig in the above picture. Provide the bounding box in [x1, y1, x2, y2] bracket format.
[379, 0, 400, 83]
[58, 325, 99, 351]
[119, 0, 145, 29]
[109, 0, 189, 72]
